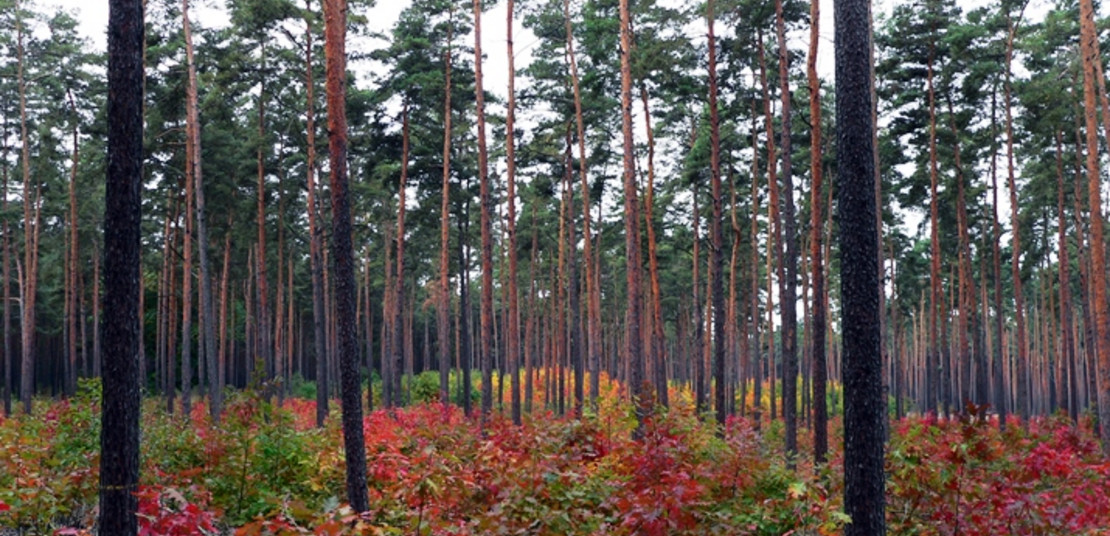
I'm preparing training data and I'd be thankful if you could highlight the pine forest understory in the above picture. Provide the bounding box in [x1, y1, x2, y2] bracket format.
[3, 0, 1110, 533]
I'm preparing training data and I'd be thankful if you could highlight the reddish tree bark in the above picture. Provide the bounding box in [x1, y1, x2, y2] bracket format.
[183, 0, 220, 419]
[1055, 132, 1077, 421]
[391, 106, 410, 407]
[619, 0, 646, 434]
[303, 0, 329, 426]
[774, 0, 799, 461]
[1004, 13, 1029, 422]
[564, 0, 602, 409]
[506, 0, 521, 423]
[707, 0, 726, 427]
[66, 89, 81, 397]
[323, 0, 369, 510]
[807, 0, 827, 463]
[438, 6, 454, 406]
[927, 32, 941, 415]
[17, 0, 43, 414]
[473, 0, 494, 420]
[1078, 0, 1110, 450]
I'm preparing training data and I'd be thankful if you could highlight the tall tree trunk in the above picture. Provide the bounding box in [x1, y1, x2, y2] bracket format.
[304, 0, 329, 426]
[363, 253, 373, 410]
[1070, 125, 1096, 421]
[836, 0, 885, 530]
[473, 0, 495, 421]
[555, 156, 568, 416]
[774, 0, 799, 461]
[990, 91, 1007, 428]
[182, 110, 196, 417]
[288, 255, 295, 390]
[94, 250, 101, 378]
[163, 203, 178, 410]
[98, 0, 144, 526]
[275, 177, 287, 404]
[1056, 132, 1077, 421]
[926, 35, 940, 416]
[256, 43, 271, 388]
[506, 1, 521, 424]
[458, 206, 473, 416]
[245, 260, 253, 388]
[382, 226, 394, 406]
[382, 230, 393, 407]
[17, 0, 42, 414]
[1077, 0, 1110, 450]
[438, 7, 454, 406]
[619, 0, 646, 434]
[750, 100, 763, 430]
[757, 31, 781, 423]
[2, 114, 10, 417]
[323, 0, 369, 511]
[67, 89, 81, 397]
[692, 183, 705, 414]
[563, 139, 583, 417]
[637, 84, 667, 409]
[81, 270, 90, 384]
[707, 0, 726, 427]
[392, 106, 409, 407]
[525, 204, 539, 413]
[183, 0, 220, 420]
[1004, 14, 1029, 423]
[729, 174, 741, 417]
[563, 0, 601, 409]
[946, 96, 974, 409]
[807, 0, 827, 464]
[219, 227, 231, 409]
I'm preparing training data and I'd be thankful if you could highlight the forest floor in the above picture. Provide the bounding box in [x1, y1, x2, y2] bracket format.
[1, 375, 1108, 535]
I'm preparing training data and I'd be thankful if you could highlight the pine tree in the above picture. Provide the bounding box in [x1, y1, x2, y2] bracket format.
[98, 0, 144, 527]
[472, 0, 494, 421]
[807, 0, 827, 464]
[323, 0, 369, 511]
[619, 0, 646, 435]
[1077, 0, 1110, 451]
[837, 0, 886, 531]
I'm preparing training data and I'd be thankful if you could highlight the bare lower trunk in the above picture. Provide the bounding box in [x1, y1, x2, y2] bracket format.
[927, 37, 940, 416]
[17, 1, 42, 414]
[990, 92, 1007, 428]
[1004, 15, 1029, 422]
[67, 89, 81, 397]
[750, 100, 763, 430]
[98, 0, 144, 525]
[473, 0, 495, 422]
[506, 0, 521, 424]
[183, 0, 220, 420]
[304, 0, 328, 425]
[807, 0, 827, 463]
[1078, 0, 1110, 450]
[564, 0, 601, 410]
[182, 95, 196, 417]
[438, 7, 454, 406]
[774, 0, 799, 461]
[1055, 132, 1077, 421]
[619, 0, 646, 435]
[707, 0, 726, 426]
[392, 107, 409, 407]
[323, 0, 370, 509]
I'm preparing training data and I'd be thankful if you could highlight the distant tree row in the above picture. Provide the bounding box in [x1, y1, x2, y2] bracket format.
[3, 0, 1110, 469]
